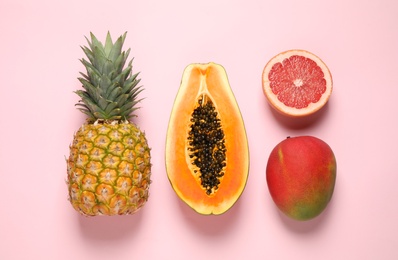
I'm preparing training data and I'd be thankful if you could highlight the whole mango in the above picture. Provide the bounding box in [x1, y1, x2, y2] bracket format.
[266, 136, 336, 221]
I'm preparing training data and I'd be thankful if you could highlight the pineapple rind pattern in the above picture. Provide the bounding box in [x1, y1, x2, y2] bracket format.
[67, 121, 151, 216]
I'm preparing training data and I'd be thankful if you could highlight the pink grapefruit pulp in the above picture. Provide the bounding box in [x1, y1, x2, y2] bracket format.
[262, 50, 333, 117]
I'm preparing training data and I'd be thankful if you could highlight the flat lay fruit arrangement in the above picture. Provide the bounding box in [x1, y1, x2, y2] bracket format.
[67, 32, 336, 221]
[261, 49, 336, 220]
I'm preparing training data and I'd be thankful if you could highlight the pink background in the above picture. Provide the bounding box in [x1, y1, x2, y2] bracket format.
[1, 0, 398, 259]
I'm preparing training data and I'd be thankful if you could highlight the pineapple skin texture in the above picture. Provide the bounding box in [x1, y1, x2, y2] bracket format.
[67, 121, 151, 216]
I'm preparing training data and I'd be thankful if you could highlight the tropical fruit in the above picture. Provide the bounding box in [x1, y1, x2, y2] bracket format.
[166, 62, 249, 215]
[266, 136, 336, 221]
[66, 32, 151, 216]
[262, 49, 333, 117]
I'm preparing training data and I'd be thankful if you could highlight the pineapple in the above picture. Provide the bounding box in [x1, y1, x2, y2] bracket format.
[67, 32, 151, 216]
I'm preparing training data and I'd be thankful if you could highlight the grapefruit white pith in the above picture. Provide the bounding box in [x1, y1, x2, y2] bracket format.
[262, 50, 333, 117]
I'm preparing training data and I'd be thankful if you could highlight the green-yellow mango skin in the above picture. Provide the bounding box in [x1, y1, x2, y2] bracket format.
[266, 136, 336, 221]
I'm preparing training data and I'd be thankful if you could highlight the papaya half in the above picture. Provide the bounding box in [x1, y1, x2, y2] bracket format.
[165, 62, 249, 215]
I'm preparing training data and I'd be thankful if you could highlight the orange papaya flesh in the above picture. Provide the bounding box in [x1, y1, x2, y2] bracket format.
[165, 62, 249, 215]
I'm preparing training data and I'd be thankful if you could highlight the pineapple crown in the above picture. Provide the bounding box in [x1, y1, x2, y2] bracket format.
[76, 32, 143, 122]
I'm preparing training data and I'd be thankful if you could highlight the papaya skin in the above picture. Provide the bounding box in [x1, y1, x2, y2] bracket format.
[165, 62, 249, 215]
[266, 136, 336, 221]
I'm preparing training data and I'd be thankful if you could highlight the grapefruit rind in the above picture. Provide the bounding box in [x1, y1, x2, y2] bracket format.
[262, 49, 333, 117]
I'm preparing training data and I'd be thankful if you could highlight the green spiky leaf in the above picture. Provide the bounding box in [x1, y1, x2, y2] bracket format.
[75, 32, 143, 122]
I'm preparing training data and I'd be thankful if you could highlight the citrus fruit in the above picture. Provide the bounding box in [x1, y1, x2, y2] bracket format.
[262, 49, 333, 117]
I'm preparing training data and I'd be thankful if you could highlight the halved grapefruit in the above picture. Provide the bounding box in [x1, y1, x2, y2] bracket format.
[262, 50, 333, 117]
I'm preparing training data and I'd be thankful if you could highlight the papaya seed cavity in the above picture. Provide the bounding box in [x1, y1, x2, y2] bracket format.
[187, 96, 226, 195]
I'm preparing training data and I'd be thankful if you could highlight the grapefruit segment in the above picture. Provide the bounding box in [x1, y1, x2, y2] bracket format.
[262, 50, 333, 117]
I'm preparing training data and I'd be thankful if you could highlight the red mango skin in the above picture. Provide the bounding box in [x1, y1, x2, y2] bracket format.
[266, 136, 337, 221]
